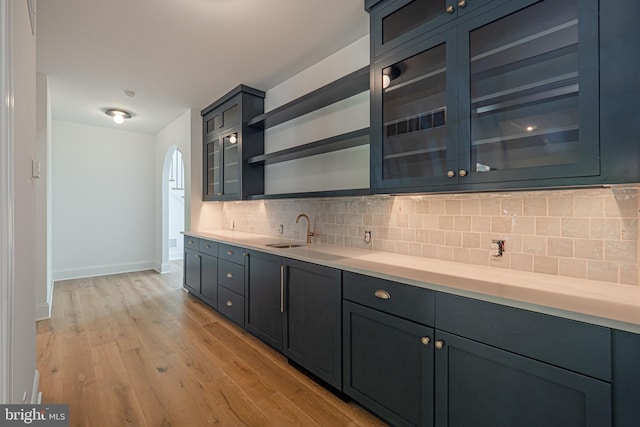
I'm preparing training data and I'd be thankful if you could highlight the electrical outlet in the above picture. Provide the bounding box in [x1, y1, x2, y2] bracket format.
[491, 240, 505, 257]
[364, 230, 372, 243]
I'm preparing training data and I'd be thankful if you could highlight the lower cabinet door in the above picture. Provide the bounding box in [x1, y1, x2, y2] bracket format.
[200, 253, 217, 306]
[434, 331, 612, 427]
[343, 301, 435, 427]
[284, 259, 342, 390]
[245, 250, 283, 351]
[184, 248, 201, 294]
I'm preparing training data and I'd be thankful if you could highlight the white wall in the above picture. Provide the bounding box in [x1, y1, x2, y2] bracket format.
[264, 35, 370, 195]
[153, 109, 194, 272]
[4, 0, 37, 403]
[52, 121, 155, 280]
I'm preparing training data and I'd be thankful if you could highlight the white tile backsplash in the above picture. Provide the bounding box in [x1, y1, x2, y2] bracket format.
[212, 185, 640, 285]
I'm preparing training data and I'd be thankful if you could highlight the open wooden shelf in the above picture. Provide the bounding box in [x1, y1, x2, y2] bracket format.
[248, 188, 371, 200]
[248, 66, 369, 129]
[248, 128, 369, 166]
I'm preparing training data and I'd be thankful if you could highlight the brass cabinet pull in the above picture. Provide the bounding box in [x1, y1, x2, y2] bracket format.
[435, 340, 445, 350]
[226, 272, 233, 278]
[226, 301, 233, 307]
[374, 289, 391, 300]
[458, 0, 466, 7]
[188, 240, 194, 244]
[206, 244, 211, 249]
[227, 250, 233, 255]
[280, 265, 285, 313]
[447, 170, 456, 178]
[458, 169, 468, 177]
[421, 337, 431, 346]
[446, 4, 455, 13]
[194, 254, 200, 259]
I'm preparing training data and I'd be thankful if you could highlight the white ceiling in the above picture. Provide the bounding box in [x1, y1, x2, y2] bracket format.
[36, 0, 370, 135]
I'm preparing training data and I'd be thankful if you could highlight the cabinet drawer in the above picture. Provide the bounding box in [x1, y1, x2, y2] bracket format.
[218, 243, 245, 264]
[343, 271, 435, 326]
[435, 292, 612, 381]
[217, 285, 244, 328]
[184, 236, 199, 250]
[198, 239, 218, 257]
[218, 259, 245, 295]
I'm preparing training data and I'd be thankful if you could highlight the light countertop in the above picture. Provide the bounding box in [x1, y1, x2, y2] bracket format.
[184, 229, 640, 334]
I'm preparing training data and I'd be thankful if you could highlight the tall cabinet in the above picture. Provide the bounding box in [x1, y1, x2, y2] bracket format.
[367, 0, 605, 193]
[201, 85, 265, 201]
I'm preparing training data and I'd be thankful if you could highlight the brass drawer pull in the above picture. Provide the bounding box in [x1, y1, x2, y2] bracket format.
[374, 289, 391, 300]
[435, 340, 445, 350]
[188, 240, 194, 244]
[226, 272, 233, 278]
[226, 301, 233, 307]
[421, 337, 431, 346]
[206, 244, 211, 249]
[227, 250, 233, 255]
[446, 5, 455, 13]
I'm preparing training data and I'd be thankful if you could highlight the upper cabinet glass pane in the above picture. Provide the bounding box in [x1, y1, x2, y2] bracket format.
[382, 43, 450, 180]
[469, 0, 580, 173]
[223, 134, 239, 195]
[206, 141, 220, 197]
[382, 0, 447, 45]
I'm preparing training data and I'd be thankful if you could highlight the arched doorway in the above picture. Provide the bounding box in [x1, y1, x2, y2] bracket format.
[161, 146, 185, 273]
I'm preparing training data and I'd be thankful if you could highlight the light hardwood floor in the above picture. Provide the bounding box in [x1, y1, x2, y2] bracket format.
[36, 262, 386, 427]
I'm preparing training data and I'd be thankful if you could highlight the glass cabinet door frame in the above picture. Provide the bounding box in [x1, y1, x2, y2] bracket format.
[372, 0, 458, 58]
[204, 126, 241, 201]
[372, 27, 460, 191]
[456, 0, 600, 184]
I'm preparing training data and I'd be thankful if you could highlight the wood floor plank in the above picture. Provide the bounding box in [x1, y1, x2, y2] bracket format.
[92, 342, 149, 427]
[37, 265, 386, 427]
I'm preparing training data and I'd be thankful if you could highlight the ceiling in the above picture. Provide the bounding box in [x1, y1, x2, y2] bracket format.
[36, 0, 370, 135]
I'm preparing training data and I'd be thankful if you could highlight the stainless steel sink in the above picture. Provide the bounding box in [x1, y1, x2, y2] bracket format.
[265, 243, 306, 249]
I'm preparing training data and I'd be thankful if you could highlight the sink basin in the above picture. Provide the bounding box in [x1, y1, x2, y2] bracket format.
[266, 243, 306, 249]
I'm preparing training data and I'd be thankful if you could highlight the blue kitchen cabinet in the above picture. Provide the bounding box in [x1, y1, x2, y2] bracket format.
[343, 272, 436, 427]
[283, 259, 343, 390]
[201, 85, 265, 201]
[367, 0, 640, 194]
[244, 249, 284, 351]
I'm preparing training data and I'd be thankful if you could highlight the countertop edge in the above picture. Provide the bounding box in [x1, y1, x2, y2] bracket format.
[183, 230, 640, 334]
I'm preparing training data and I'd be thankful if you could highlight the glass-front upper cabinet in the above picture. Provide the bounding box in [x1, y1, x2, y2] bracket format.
[369, 0, 506, 57]
[370, 0, 600, 193]
[372, 29, 459, 189]
[458, 0, 599, 184]
[204, 129, 241, 200]
[201, 85, 264, 201]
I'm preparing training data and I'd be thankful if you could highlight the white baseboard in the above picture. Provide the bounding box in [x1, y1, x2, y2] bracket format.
[35, 302, 50, 321]
[153, 261, 172, 274]
[30, 370, 40, 404]
[52, 261, 155, 281]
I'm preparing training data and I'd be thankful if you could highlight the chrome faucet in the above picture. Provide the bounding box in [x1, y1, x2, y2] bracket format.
[296, 214, 315, 244]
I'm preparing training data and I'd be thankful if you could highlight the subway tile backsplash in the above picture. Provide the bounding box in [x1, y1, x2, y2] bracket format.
[218, 185, 639, 285]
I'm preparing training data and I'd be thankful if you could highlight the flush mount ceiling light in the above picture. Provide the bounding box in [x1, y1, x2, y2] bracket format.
[105, 109, 132, 124]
